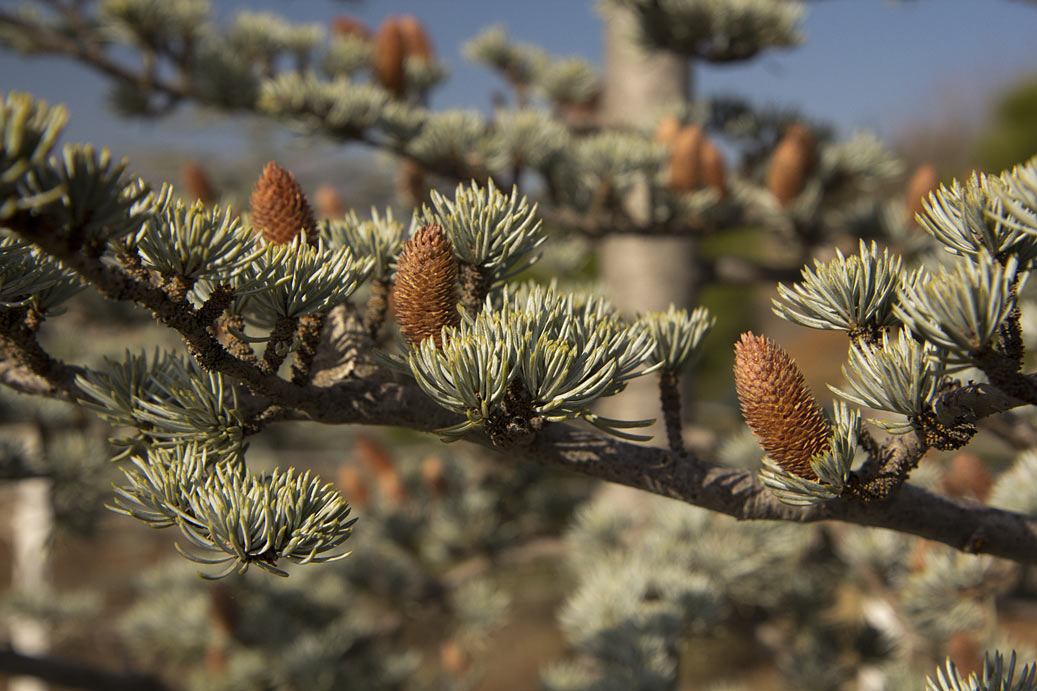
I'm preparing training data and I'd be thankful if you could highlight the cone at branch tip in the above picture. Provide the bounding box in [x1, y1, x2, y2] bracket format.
[905, 163, 939, 223]
[399, 15, 434, 59]
[249, 161, 317, 245]
[700, 136, 727, 200]
[393, 224, 461, 348]
[654, 114, 682, 147]
[766, 123, 816, 207]
[733, 332, 830, 480]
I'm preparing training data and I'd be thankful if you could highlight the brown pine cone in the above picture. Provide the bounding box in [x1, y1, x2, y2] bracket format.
[249, 162, 317, 244]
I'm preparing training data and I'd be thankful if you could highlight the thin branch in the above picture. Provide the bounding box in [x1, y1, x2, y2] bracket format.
[0, 647, 173, 691]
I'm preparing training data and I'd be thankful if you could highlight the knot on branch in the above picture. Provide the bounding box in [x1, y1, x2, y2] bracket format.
[484, 378, 542, 447]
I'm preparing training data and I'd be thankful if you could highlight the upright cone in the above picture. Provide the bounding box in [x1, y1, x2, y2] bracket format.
[699, 136, 727, 199]
[905, 163, 939, 223]
[249, 162, 317, 245]
[766, 123, 816, 207]
[182, 161, 217, 205]
[331, 15, 369, 40]
[667, 125, 704, 192]
[373, 17, 407, 98]
[734, 332, 830, 480]
[393, 224, 460, 348]
[399, 15, 433, 59]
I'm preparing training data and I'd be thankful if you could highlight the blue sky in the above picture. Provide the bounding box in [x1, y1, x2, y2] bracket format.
[0, 0, 1035, 161]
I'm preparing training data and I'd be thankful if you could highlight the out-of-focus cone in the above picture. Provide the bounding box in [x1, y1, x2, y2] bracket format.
[182, 161, 217, 205]
[206, 583, 238, 674]
[354, 434, 407, 505]
[905, 163, 939, 223]
[393, 224, 460, 348]
[331, 15, 369, 40]
[420, 455, 448, 497]
[396, 158, 426, 208]
[654, 114, 682, 147]
[337, 465, 369, 509]
[398, 15, 433, 59]
[941, 452, 992, 502]
[249, 161, 317, 244]
[667, 125, 704, 192]
[946, 631, 984, 678]
[373, 17, 407, 98]
[700, 136, 727, 200]
[766, 123, 816, 207]
[314, 183, 346, 219]
[440, 640, 468, 678]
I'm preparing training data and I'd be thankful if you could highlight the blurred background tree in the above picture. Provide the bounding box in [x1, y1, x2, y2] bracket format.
[0, 1, 1036, 690]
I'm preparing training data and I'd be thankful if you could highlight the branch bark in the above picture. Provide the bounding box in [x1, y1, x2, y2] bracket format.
[0, 647, 173, 691]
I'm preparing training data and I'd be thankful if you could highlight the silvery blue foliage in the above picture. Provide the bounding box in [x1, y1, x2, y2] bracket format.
[774, 240, 905, 332]
[322, 206, 412, 281]
[407, 284, 658, 440]
[927, 651, 1036, 691]
[0, 92, 67, 219]
[636, 304, 715, 372]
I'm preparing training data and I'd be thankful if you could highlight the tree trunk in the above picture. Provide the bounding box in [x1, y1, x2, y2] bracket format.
[597, 6, 696, 445]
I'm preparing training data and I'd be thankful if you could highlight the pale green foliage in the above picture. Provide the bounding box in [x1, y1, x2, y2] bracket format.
[377, 101, 429, 142]
[895, 253, 1022, 367]
[112, 443, 355, 578]
[821, 131, 905, 190]
[636, 304, 715, 372]
[922, 171, 1037, 265]
[607, 0, 805, 61]
[902, 551, 996, 640]
[0, 234, 83, 312]
[0, 92, 67, 219]
[228, 10, 324, 64]
[23, 144, 151, 247]
[405, 109, 487, 165]
[927, 651, 1037, 691]
[463, 25, 548, 86]
[831, 330, 944, 430]
[242, 235, 373, 324]
[321, 35, 373, 78]
[136, 187, 262, 285]
[773, 240, 906, 332]
[407, 284, 657, 440]
[558, 132, 667, 209]
[989, 449, 1037, 516]
[994, 156, 1037, 234]
[403, 55, 449, 94]
[424, 178, 546, 283]
[99, 0, 209, 47]
[484, 108, 571, 174]
[539, 57, 598, 105]
[259, 73, 390, 138]
[759, 401, 860, 505]
[76, 351, 245, 459]
[322, 207, 412, 280]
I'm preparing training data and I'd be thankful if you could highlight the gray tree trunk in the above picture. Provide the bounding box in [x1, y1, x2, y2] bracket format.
[597, 6, 696, 445]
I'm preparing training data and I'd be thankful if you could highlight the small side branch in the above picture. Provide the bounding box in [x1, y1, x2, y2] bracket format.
[291, 312, 325, 385]
[658, 369, 685, 455]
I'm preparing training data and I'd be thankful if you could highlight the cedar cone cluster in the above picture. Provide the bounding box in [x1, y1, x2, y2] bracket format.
[181, 161, 217, 205]
[734, 332, 831, 480]
[766, 123, 816, 207]
[904, 163, 939, 222]
[658, 120, 727, 199]
[393, 224, 460, 348]
[373, 15, 433, 99]
[249, 162, 318, 244]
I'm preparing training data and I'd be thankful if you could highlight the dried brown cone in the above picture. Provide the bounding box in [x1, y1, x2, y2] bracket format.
[399, 15, 434, 59]
[337, 465, 369, 509]
[249, 162, 317, 245]
[734, 332, 830, 480]
[941, 452, 992, 502]
[766, 123, 816, 207]
[420, 455, 448, 497]
[905, 163, 939, 223]
[667, 125, 704, 192]
[700, 136, 727, 200]
[373, 17, 407, 98]
[394, 224, 461, 348]
[331, 15, 370, 40]
[182, 161, 217, 205]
